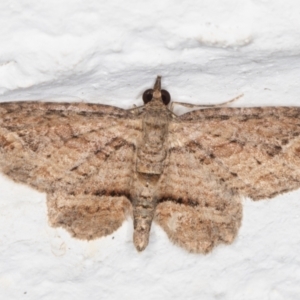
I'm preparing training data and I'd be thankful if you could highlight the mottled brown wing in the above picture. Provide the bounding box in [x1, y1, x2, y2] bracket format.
[0, 101, 141, 239]
[175, 106, 300, 199]
[155, 146, 242, 253]
[155, 106, 300, 253]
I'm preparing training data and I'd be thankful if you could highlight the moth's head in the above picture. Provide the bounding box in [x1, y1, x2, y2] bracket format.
[142, 76, 171, 106]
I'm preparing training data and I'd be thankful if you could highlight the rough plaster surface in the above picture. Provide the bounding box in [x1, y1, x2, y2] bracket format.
[0, 0, 300, 299]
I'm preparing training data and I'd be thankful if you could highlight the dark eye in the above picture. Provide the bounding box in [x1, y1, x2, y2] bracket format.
[142, 89, 153, 104]
[142, 88, 171, 105]
[161, 89, 171, 105]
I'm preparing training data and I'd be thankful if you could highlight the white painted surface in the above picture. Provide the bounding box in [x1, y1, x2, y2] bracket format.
[0, 1, 300, 299]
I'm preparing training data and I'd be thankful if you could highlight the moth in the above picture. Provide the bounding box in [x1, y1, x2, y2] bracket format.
[0, 76, 300, 253]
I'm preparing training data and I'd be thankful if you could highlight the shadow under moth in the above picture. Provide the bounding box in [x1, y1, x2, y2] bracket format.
[0, 76, 299, 253]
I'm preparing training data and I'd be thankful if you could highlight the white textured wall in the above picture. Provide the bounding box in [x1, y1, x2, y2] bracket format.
[1, 1, 300, 299]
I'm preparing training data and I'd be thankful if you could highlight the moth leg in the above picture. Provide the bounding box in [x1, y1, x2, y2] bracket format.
[169, 94, 244, 112]
[155, 198, 242, 253]
[47, 193, 132, 240]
